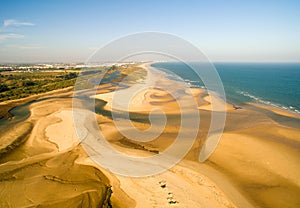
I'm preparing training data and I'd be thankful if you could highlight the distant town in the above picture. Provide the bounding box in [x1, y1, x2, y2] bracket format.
[0, 62, 138, 72]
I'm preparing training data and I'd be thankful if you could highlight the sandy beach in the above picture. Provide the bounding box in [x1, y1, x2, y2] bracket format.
[250, 102, 300, 119]
[0, 63, 299, 207]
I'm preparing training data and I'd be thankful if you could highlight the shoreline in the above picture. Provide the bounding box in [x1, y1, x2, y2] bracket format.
[2, 63, 298, 124]
[0, 62, 299, 207]
[91, 62, 300, 207]
[93, 63, 233, 114]
[94, 63, 300, 207]
[149, 63, 300, 120]
[249, 102, 300, 119]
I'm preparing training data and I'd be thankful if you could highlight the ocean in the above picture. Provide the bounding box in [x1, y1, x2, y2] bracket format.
[151, 62, 300, 114]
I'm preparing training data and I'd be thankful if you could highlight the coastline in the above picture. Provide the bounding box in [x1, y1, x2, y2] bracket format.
[249, 102, 300, 119]
[93, 62, 300, 207]
[0, 62, 299, 207]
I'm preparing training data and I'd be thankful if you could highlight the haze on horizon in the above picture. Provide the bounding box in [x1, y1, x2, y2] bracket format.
[0, 0, 299, 63]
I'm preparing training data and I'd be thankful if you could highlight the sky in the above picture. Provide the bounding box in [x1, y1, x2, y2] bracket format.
[0, 0, 299, 63]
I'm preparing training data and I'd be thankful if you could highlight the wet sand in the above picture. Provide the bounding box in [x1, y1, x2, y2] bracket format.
[250, 102, 300, 119]
[0, 63, 299, 207]
[0, 92, 114, 207]
[92, 63, 300, 207]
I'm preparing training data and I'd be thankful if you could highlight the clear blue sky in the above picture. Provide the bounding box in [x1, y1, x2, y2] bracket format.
[0, 0, 299, 63]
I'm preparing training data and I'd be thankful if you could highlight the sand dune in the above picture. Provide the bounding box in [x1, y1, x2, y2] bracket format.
[0, 96, 113, 208]
[91, 63, 300, 207]
[0, 63, 299, 207]
[0, 122, 33, 156]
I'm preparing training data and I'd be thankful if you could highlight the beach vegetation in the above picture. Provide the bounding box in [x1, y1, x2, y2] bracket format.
[0, 71, 79, 102]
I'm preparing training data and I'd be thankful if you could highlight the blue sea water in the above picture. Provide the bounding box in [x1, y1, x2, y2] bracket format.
[151, 62, 300, 114]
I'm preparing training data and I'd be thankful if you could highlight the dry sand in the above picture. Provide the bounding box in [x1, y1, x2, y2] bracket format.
[0, 94, 113, 207]
[0, 63, 299, 208]
[91, 63, 300, 208]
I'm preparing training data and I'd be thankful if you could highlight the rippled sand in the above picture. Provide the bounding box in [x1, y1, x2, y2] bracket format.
[0, 63, 300, 208]
[0, 94, 113, 207]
